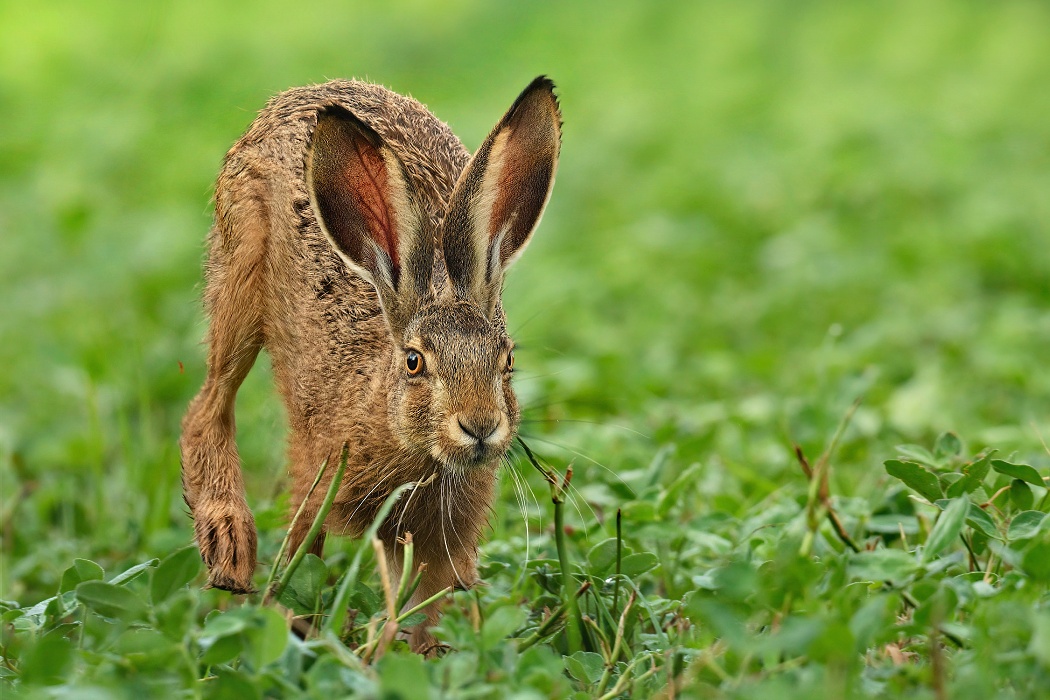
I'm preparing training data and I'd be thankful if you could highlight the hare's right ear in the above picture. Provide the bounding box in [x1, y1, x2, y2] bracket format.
[440, 77, 562, 315]
[308, 107, 433, 334]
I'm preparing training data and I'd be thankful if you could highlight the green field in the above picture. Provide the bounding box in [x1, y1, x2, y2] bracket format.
[4, 1, 1050, 697]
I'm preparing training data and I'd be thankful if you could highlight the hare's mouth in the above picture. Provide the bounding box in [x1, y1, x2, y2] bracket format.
[433, 441, 508, 471]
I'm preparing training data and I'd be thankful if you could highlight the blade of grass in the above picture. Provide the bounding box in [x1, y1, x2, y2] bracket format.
[518, 436, 584, 651]
[262, 454, 331, 597]
[365, 537, 398, 663]
[800, 398, 861, 557]
[395, 584, 453, 624]
[265, 444, 348, 605]
[613, 508, 622, 614]
[553, 465, 583, 652]
[597, 652, 657, 700]
[394, 534, 415, 611]
[323, 477, 427, 636]
[596, 591, 637, 696]
[517, 580, 592, 651]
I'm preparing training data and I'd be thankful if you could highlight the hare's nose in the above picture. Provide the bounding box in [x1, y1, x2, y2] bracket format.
[457, 414, 500, 443]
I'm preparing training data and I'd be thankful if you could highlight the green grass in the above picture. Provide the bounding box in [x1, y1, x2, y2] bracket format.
[4, 0, 1050, 697]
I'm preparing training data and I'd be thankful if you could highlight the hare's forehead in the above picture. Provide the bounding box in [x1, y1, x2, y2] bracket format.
[406, 304, 509, 356]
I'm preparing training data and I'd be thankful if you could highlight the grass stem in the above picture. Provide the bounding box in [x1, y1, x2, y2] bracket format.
[518, 436, 583, 651]
[262, 454, 330, 597]
[596, 591, 636, 695]
[517, 581, 591, 651]
[265, 445, 348, 605]
[323, 478, 424, 637]
[613, 508, 622, 614]
[395, 584, 453, 624]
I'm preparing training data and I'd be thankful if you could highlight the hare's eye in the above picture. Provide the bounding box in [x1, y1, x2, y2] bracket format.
[406, 351, 424, 376]
[506, 349, 515, 371]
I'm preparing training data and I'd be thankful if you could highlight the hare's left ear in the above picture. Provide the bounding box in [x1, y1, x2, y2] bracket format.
[308, 107, 434, 335]
[441, 76, 562, 314]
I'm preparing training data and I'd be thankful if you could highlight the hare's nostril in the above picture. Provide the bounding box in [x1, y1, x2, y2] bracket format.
[457, 415, 499, 442]
[457, 418, 475, 439]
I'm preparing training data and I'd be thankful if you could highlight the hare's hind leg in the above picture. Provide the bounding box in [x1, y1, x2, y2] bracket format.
[180, 206, 268, 593]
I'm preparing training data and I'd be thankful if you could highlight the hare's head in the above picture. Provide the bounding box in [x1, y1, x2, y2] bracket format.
[308, 77, 561, 470]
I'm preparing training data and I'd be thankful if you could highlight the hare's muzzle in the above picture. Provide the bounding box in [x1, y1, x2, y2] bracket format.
[445, 411, 511, 465]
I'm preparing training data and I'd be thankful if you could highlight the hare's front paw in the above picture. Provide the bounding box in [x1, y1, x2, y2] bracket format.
[193, 498, 258, 594]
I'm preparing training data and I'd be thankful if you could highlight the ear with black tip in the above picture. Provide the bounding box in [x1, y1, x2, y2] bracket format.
[308, 107, 434, 333]
[440, 76, 562, 314]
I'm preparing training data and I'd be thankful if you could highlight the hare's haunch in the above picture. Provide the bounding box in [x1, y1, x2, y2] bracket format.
[179, 78, 561, 651]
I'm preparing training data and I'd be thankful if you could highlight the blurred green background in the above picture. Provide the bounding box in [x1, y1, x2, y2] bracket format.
[3, 0, 1050, 601]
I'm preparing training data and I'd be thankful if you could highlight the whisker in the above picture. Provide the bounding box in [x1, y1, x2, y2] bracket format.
[520, 417, 652, 440]
[507, 441, 601, 542]
[342, 461, 399, 532]
[561, 480, 602, 543]
[440, 476, 465, 588]
[510, 461, 541, 590]
[394, 469, 437, 542]
[444, 471, 470, 553]
[508, 307, 549, 337]
[502, 455, 532, 583]
[509, 369, 570, 383]
[504, 457, 530, 525]
[508, 454, 542, 526]
[515, 433, 636, 497]
[519, 398, 579, 412]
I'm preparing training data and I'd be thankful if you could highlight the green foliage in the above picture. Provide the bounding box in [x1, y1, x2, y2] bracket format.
[5, 0, 1050, 697]
[5, 432, 1050, 696]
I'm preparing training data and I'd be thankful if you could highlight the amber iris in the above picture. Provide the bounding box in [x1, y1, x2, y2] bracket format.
[506, 349, 515, 371]
[406, 351, 423, 376]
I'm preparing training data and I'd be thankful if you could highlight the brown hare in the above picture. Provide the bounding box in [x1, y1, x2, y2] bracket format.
[179, 76, 561, 651]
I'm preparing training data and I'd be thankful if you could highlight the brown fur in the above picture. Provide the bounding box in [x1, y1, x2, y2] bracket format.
[180, 77, 561, 651]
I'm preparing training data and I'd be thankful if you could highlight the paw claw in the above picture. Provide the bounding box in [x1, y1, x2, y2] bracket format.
[192, 499, 258, 594]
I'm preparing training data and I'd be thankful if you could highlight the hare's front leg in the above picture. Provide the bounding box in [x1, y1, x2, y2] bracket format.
[180, 220, 266, 593]
[181, 361, 261, 592]
[180, 322, 263, 591]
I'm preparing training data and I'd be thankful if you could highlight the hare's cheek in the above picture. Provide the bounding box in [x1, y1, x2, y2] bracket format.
[399, 382, 440, 442]
[501, 382, 520, 428]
